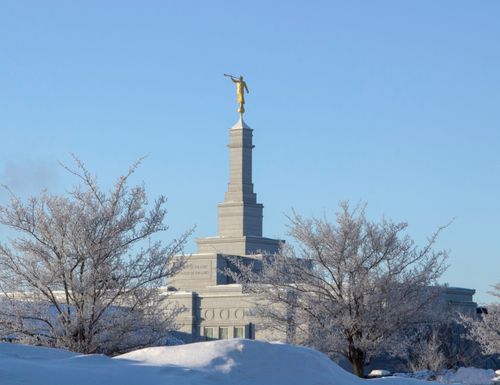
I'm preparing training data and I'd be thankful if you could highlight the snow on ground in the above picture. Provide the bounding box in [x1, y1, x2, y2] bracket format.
[0, 339, 477, 385]
[438, 368, 495, 385]
[395, 368, 496, 385]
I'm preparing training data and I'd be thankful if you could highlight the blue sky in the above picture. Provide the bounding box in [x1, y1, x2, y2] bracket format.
[0, 1, 499, 303]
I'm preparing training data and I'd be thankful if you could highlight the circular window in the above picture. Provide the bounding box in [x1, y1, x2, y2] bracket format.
[204, 309, 215, 320]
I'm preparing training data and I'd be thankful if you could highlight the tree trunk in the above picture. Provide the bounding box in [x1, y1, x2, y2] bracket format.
[352, 358, 364, 378]
[349, 346, 365, 378]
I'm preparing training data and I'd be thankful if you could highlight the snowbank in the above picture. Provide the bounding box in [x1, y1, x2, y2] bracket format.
[437, 368, 495, 385]
[394, 368, 496, 385]
[0, 340, 448, 385]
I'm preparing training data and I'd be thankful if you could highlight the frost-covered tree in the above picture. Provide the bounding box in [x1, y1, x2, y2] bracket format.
[228, 202, 448, 377]
[406, 326, 447, 372]
[0, 158, 191, 354]
[405, 319, 483, 371]
[462, 283, 500, 356]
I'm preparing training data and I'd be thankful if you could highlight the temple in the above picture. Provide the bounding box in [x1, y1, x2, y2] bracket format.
[167, 115, 282, 341]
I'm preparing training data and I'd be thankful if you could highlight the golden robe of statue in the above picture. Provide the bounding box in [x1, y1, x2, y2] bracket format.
[229, 75, 249, 114]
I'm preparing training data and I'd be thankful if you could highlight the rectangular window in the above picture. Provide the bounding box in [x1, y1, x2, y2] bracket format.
[219, 327, 229, 339]
[204, 327, 215, 340]
[234, 326, 245, 339]
[249, 323, 255, 340]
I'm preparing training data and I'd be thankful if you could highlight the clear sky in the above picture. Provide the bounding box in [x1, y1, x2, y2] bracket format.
[0, 1, 499, 303]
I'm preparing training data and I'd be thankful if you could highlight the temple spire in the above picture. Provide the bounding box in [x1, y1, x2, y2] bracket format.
[217, 117, 263, 238]
[195, 77, 281, 256]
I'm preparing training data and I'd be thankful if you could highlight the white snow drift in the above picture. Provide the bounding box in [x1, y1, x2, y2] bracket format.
[0, 339, 472, 385]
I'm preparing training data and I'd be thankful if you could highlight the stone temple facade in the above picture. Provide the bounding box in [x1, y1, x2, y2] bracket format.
[167, 116, 477, 343]
[167, 116, 282, 342]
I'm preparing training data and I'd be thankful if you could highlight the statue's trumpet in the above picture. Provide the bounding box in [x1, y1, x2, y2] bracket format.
[223, 73, 238, 79]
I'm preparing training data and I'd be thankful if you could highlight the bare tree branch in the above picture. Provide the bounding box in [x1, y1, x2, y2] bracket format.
[0, 158, 192, 354]
[227, 201, 448, 377]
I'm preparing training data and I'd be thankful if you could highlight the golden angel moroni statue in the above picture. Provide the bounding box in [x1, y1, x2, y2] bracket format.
[224, 74, 249, 114]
